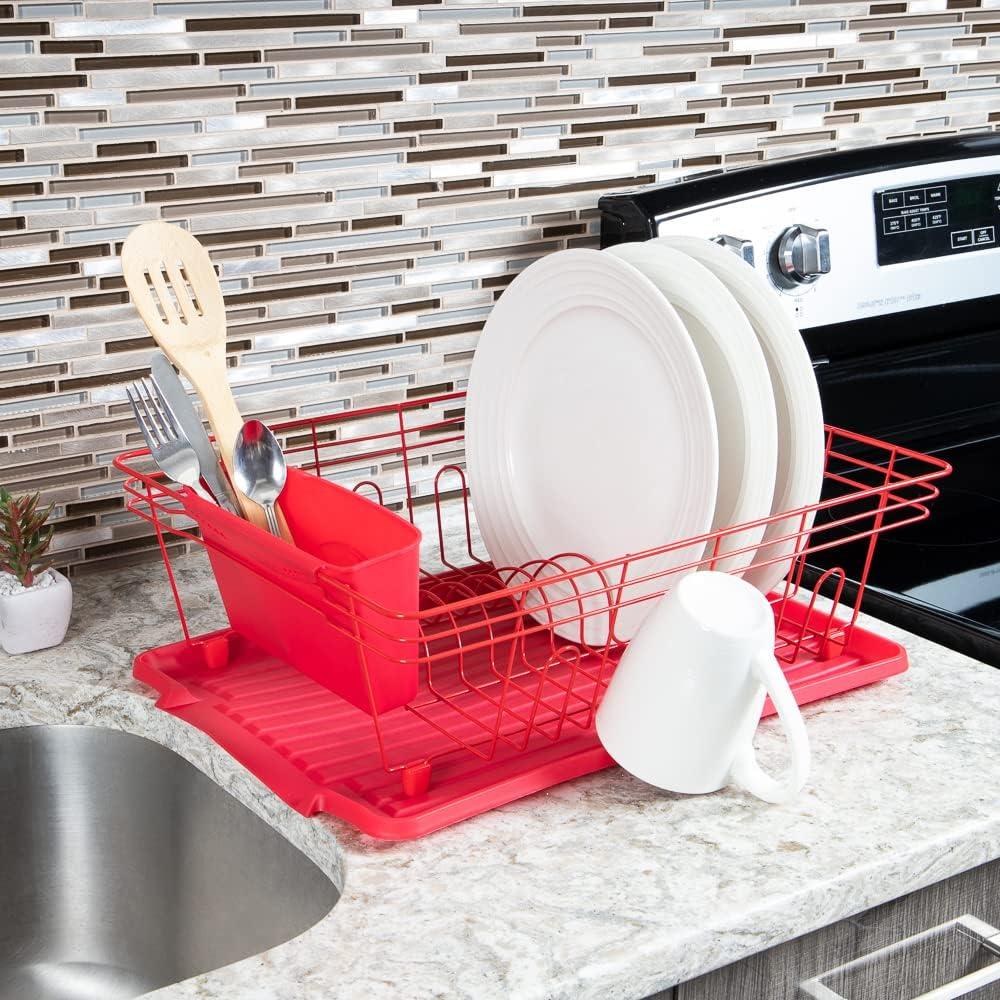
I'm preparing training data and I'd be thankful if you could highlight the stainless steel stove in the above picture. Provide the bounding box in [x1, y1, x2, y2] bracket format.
[599, 132, 1000, 665]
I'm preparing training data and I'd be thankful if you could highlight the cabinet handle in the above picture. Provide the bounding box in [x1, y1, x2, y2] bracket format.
[799, 915, 1000, 1000]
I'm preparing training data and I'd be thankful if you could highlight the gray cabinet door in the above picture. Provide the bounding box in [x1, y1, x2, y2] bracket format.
[674, 858, 1000, 1000]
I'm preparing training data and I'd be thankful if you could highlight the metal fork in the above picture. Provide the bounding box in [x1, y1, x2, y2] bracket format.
[126, 378, 216, 505]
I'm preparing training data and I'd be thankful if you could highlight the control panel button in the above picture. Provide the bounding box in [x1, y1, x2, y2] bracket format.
[951, 230, 973, 248]
[883, 217, 904, 235]
[974, 226, 995, 245]
[904, 189, 925, 206]
[926, 186, 947, 203]
[881, 191, 904, 210]
[928, 210, 948, 228]
[905, 214, 926, 231]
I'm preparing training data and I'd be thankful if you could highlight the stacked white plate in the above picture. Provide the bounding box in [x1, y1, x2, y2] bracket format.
[465, 240, 824, 646]
[657, 235, 825, 596]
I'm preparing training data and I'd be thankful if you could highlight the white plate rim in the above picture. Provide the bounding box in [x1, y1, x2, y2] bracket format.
[465, 247, 720, 644]
[605, 240, 778, 577]
[656, 234, 825, 595]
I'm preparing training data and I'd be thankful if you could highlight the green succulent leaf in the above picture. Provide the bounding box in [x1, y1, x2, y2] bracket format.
[0, 488, 55, 587]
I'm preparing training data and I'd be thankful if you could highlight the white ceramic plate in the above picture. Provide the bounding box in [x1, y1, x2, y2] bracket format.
[606, 241, 778, 576]
[657, 235, 825, 595]
[466, 248, 719, 646]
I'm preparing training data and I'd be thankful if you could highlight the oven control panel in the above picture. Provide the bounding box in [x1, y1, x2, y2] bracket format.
[874, 172, 1000, 265]
[640, 150, 1000, 329]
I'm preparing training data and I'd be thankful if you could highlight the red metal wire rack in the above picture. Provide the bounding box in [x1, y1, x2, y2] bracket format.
[115, 391, 951, 839]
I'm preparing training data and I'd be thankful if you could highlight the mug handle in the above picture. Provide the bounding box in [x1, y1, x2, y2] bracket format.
[729, 647, 811, 804]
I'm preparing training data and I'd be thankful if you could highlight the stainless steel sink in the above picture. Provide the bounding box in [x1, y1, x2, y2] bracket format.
[0, 725, 338, 1000]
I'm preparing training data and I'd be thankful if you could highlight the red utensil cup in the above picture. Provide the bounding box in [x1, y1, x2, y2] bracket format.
[190, 467, 421, 715]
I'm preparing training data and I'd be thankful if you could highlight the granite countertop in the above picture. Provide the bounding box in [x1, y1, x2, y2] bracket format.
[2, 550, 1000, 1000]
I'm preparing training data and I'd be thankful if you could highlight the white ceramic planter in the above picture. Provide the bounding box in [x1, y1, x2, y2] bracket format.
[0, 570, 73, 655]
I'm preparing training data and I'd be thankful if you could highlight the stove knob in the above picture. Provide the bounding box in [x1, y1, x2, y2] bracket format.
[710, 234, 755, 266]
[771, 224, 831, 289]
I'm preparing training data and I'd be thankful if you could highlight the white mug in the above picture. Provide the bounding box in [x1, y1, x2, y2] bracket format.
[596, 571, 810, 803]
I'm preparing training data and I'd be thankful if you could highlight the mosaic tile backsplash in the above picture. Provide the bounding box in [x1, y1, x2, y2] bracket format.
[1, 0, 999, 575]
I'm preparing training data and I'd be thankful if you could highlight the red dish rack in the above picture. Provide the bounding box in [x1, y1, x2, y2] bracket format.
[115, 391, 951, 840]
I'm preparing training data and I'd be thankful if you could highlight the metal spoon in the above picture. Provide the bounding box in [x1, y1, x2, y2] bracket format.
[232, 420, 288, 539]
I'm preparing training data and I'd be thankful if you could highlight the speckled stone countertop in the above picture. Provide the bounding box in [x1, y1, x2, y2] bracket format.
[2, 550, 999, 1000]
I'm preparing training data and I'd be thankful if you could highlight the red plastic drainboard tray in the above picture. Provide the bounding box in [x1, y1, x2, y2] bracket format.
[134, 595, 907, 841]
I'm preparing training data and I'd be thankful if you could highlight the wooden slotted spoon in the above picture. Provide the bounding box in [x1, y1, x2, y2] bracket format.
[122, 221, 290, 539]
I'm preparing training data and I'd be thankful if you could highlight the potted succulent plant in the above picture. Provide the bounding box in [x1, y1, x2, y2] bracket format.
[0, 488, 72, 655]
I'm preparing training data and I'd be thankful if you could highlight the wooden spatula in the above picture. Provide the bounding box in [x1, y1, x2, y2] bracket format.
[121, 221, 290, 539]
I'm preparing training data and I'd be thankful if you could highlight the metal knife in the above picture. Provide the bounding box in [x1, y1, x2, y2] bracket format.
[149, 351, 241, 516]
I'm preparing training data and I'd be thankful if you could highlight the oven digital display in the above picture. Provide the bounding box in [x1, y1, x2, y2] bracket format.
[873, 172, 1000, 265]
